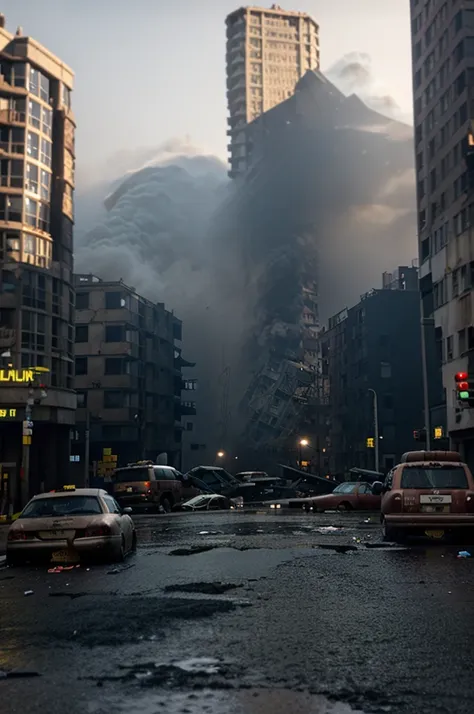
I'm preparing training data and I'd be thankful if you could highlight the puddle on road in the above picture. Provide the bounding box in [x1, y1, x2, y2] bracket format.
[91, 688, 366, 714]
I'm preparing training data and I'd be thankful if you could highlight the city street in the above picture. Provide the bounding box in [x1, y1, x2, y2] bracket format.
[1, 511, 474, 714]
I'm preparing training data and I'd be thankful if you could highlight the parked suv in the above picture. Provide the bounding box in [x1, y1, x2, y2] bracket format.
[113, 462, 184, 512]
[380, 450, 474, 542]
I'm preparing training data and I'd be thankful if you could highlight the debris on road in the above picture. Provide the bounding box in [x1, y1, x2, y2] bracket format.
[24, 590, 34, 596]
[314, 544, 357, 554]
[164, 582, 243, 595]
[457, 551, 471, 559]
[169, 545, 218, 556]
[315, 526, 340, 533]
[0, 670, 41, 679]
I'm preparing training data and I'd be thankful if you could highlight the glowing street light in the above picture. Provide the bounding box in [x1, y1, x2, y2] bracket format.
[217, 451, 225, 459]
[299, 438, 309, 447]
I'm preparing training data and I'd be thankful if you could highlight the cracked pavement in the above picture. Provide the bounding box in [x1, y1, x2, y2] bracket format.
[1, 511, 474, 714]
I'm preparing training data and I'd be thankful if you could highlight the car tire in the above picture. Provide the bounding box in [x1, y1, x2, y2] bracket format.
[160, 496, 172, 513]
[337, 502, 352, 512]
[382, 519, 403, 543]
[113, 536, 126, 563]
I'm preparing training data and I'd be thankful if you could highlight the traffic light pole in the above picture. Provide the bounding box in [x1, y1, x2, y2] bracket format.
[368, 389, 379, 473]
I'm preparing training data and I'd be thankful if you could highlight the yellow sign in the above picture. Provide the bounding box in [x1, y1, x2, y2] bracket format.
[434, 426, 444, 439]
[0, 408, 16, 418]
[366, 437, 375, 448]
[63, 484, 76, 491]
[22, 435, 32, 445]
[103, 447, 112, 456]
[0, 367, 49, 384]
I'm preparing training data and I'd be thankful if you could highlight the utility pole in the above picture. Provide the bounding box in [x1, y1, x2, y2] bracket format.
[368, 389, 380, 473]
[83, 409, 90, 487]
[420, 311, 434, 451]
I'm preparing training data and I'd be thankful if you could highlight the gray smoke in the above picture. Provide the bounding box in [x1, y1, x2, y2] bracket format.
[75, 67, 417, 457]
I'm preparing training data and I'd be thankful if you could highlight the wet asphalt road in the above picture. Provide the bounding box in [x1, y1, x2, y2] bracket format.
[1, 510, 474, 714]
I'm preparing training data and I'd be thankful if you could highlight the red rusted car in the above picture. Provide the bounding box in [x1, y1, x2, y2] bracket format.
[381, 450, 474, 542]
[311, 482, 382, 512]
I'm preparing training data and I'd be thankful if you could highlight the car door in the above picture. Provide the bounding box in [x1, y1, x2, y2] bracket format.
[355, 483, 374, 509]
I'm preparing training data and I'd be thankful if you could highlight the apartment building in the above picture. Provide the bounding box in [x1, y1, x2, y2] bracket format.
[317, 267, 441, 477]
[410, 1, 474, 462]
[226, 3, 319, 176]
[72, 275, 196, 481]
[0, 17, 76, 507]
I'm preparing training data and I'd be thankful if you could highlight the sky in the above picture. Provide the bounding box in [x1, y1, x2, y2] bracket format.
[3, 0, 413, 184]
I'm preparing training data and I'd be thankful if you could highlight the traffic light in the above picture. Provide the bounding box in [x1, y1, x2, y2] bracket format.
[455, 371, 472, 405]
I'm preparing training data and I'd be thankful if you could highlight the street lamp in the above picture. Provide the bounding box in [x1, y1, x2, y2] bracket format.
[368, 389, 380, 473]
[299, 438, 309, 447]
[298, 438, 309, 468]
[217, 450, 225, 459]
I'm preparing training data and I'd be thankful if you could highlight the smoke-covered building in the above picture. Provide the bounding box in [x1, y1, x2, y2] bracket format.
[232, 68, 417, 467]
[0, 18, 76, 510]
[317, 266, 447, 477]
[72, 275, 195, 481]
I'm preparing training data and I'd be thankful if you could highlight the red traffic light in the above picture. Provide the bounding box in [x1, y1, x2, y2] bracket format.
[456, 372, 468, 382]
[457, 381, 469, 391]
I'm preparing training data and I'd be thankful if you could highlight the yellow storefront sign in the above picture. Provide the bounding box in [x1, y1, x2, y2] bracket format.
[0, 367, 49, 384]
[0, 409, 16, 417]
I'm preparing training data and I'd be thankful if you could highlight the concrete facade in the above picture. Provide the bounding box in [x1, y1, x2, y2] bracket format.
[226, 3, 319, 176]
[72, 275, 196, 483]
[410, 0, 474, 464]
[0, 17, 76, 509]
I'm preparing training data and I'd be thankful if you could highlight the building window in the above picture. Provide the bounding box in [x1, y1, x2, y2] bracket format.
[28, 100, 41, 130]
[383, 394, 393, 409]
[27, 131, 39, 160]
[75, 325, 89, 343]
[26, 163, 38, 194]
[452, 269, 459, 298]
[104, 357, 125, 375]
[76, 292, 89, 310]
[447, 335, 453, 361]
[76, 391, 87, 408]
[104, 391, 127, 408]
[40, 138, 52, 168]
[75, 356, 88, 376]
[105, 292, 124, 309]
[42, 107, 52, 138]
[1, 195, 22, 222]
[38, 203, 49, 232]
[105, 325, 124, 342]
[458, 329, 466, 355]
[381, 362, 392, 379]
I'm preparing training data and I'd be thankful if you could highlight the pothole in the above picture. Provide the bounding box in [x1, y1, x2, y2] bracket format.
[164, 583, 243, 595]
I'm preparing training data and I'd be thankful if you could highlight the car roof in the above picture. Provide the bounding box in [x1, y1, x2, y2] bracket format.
[31, 489, 108, 500]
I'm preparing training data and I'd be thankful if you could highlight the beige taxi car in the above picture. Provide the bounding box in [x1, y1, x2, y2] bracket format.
[6, 488, 136, 565]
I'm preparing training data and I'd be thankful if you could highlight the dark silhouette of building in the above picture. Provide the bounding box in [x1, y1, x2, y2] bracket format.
[72, 275, 195, 483]
[318, 266, 445, 477]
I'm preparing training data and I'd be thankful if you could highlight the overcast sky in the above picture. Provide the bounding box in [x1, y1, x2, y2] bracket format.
[3, 0, 413, 180]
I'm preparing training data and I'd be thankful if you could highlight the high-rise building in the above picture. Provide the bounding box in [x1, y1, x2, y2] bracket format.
[410, 2, 474, 461]
[72, 275, 196, 482]
[0, 17, 75, 508]
[226, 3, 319, 177]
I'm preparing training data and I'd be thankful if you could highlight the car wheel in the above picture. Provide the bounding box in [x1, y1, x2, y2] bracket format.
[160, 496, 172, 513]
[382, 519, 403, 543]
[114, 536, 126, 563]
[337, 502, 352, 512]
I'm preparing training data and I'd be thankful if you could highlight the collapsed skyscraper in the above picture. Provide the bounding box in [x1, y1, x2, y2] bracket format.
[229, 69, 416, 467]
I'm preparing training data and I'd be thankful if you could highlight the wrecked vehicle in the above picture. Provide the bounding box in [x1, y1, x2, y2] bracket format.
[173, 494, 240, 512]
[6, 488, 136, 566]
[309, 481, 382, 512]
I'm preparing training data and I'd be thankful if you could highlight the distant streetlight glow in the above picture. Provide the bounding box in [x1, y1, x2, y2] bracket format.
[299, 438, 309, 447]
[217, 451, 225, 458]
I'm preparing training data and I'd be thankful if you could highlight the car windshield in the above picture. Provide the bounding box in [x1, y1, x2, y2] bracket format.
[20, 496, 103, 518]
[400, 467, 469, 490]
[114, 467, 149, 483]
[333, 483, 358, 494]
